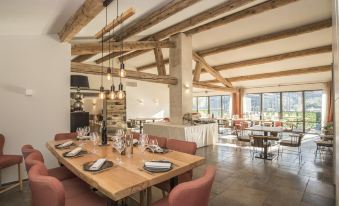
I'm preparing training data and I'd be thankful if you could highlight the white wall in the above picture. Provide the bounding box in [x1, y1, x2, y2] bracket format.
[72, 73, 170, 119]
[0, 35, 70, 183]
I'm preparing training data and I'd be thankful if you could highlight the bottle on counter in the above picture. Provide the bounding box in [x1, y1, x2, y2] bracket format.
[101, 120, 108, 145]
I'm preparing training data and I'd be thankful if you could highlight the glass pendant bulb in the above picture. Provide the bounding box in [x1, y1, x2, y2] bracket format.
[99, 86, 105, 99]
[119, 63, 126, 77]
[107, 68, 112, 80]
[109, 85, 116, 100]
[117, 83, 125, 99]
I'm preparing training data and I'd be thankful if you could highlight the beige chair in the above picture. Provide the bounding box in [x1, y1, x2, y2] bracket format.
[278, 133, 304, 162]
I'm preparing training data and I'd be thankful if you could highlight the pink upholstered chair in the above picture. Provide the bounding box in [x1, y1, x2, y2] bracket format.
[28, 163, 106, 206]
[0, 133, 23, 193]
[152, 166, 216, 206]
[149, 135, 167, 148]
[25, 149, 75, 181]
[21, 144, 34, 159]
[155, 139, 197, 194]
[54, 132, 77, 141]
[132, 132, 140, 140]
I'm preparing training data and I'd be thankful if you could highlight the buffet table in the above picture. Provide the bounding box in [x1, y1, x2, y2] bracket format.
[143, 122, 218, 148]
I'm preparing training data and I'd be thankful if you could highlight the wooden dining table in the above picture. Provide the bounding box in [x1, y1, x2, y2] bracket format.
[46, 140, 205, 206]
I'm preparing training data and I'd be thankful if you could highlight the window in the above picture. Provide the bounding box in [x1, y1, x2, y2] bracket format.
[222, 95, 231, 118]
[262, 93, 280, 121]
[210, 96, 222, 118]
[197, 96, 209, 117]
[192, 95, 232, 118]
[244, 94, 261, 120]
[192, 97, 197, 112]
[282, 92, 303, 131]
[304, 90, 323, 132]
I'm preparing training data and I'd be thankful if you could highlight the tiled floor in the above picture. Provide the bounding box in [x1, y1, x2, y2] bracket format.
[0, 135, 335, 206]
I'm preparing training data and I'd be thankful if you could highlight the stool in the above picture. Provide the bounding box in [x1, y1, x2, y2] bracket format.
[0, 134, 23, 194]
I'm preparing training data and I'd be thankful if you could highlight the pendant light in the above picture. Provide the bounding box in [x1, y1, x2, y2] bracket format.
[109, 11, 116, 100]
[117, 0, 125, 99]
[106, 7, 112, 81]
[99, 6, 108, 100]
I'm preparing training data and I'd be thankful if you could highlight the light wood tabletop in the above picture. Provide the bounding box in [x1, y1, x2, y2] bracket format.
[46, 140, 205, 205]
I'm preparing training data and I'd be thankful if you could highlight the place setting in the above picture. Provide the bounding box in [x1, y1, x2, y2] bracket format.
[83, 158, 114, 175]
[55, 140, 76, 150]
[62, 146, 87, 158]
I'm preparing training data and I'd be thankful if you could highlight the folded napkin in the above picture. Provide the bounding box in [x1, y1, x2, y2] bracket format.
[67, 147, 82, 157]
[147, 145, 163, 153]
[77, 135, 91, 140]
[145, 161, 171, 169]
[89, 158, 106, 170]
[59, 141, 73, 148]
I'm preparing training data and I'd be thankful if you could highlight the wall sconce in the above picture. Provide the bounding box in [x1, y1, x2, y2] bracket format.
[137, 98, 144, 105]
[153, 98, 159, 105]
[184, 83, 190, 93]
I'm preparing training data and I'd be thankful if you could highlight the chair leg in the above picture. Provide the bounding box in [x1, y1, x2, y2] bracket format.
[139, 190, 145, 206]
[147, 187, 152, 206]
[18, 163, 23, 191]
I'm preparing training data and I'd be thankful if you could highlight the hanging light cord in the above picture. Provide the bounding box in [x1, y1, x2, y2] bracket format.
[117, 0, 123, 84]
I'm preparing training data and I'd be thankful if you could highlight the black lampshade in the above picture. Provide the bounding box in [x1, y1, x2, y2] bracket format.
[71, 75, 89, 88]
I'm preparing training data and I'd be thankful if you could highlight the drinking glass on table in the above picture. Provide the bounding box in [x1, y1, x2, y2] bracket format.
[149, 138, 158, 160]
[90, 132, 99, 153]
[84, 126, 90, 136]
[138, 134, 148, 162]
[113, 137, 125, 165]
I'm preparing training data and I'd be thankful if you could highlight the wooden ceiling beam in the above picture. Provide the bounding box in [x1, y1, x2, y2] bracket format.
[200, 65, 332, 84]
[193, 52, 232, 88]
[72, 54, 96, 62]
[193, 82, 238, 92]
[137, 59, 170, 71]
[198, 19, 332, 57]
[193, 62, 202, 82]
[105, 0, 201, 42]
[94, 7, 135, 39]
[119, 0, 256, 62]
[58, 0, 104, 42]
[71, 40, 175, 55]
[71, 62, 178, 85]
[185, 0, 299, 36]
[212, 45, 332, 72]
[153, 48, 166, 75]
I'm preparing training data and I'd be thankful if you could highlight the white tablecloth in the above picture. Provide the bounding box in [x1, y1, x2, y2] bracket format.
[143, 122, 218, 148]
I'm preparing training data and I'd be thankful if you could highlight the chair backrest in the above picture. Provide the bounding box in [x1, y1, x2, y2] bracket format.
[166, 139, 197, 155]
[25, 150, 45, 172]
[54, 132, 77, 141]
[168, 165, 216, 206]
[0, 133, 5, 155]
[21, 145, 34, 159]
[131, 132, 140, 140]
[149, 135, 167, 148]
[29, 163, 65, 206]
[250, 136, 266, 148]
[274, 121, 282, 127]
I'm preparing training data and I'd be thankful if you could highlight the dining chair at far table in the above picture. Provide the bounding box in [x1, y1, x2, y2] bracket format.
[155, 139, 197, 197]
[152, 165, 216, 206]
[23, 148, 75, 181]
[278, 133, 304, 162]
[28, 163, 107, 206]
[0, 133, 23, 194]
[54, 132, 77, 141]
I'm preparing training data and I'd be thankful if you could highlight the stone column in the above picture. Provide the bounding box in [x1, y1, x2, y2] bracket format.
[169, 33, 192, 124]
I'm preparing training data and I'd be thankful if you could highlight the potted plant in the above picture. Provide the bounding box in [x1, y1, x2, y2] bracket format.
[322, 122, 334, 135]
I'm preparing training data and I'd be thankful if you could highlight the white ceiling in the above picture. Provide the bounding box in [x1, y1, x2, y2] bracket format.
[0, 0, 333, 91]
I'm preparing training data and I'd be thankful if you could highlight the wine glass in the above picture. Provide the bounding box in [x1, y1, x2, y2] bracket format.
[138, 134, 148, 162]
[91, 132, 99, 153]
[84, 126, 90, 136]
[113, 137, 125, 165]
[116, 129, 124, 138]
[149, 138, 158, 160]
